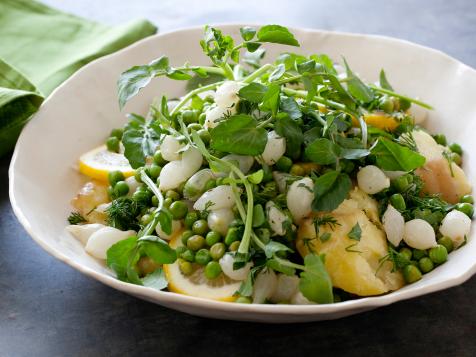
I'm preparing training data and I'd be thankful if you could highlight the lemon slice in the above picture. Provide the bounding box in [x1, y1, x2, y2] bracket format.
[78, 145, 135, 182]
[163, 234, 241, 301]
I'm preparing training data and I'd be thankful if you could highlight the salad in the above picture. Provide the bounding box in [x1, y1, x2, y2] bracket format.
[66, 25, 473, 304]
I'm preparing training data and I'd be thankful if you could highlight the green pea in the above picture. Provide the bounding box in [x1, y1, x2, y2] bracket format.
[460, 194, 474, 204]
[399, 247, 412, 261]
[204, 179, 216, 191]
[206, 231, 222, 246]
[419, 257, 434, 273]
[437, 236, 454, 253]
[163, 197, 173, 208]
[262, 164, 273, 183]
[403, 264, 422, 283]
[151, 195, 159, 206]
[187, 235, 206, 251]
[455, 202, 474, 218]
[390, 193, 406, 211]
[275, 156, 293, 172]
[148, 164, 162, 179]
[433, 134, 447, 146]
[175, 246, 187, 257]
[134, 168, 144, 183]
[108, 170, 125, 186]
[187, 123, 202, 131]
[181, 230, 194, 245]
[204, 261, 222, 279]
[178, 259, 194, 275]
[252, 204, 265, 228]
[290, 164, 305, 176]
[153, 150, 167, 166]
[195, 249, 212, 265]
[181, 249, 195, 262]
[113, 181, 129, 197]
[412, 249, 427, 261]
[429, 245, 448, 264]
[132, 190, 151, 206]
[184, 211, 199, 229]
[165, 190, 181, 201]
[229, 241, 240, 251]
[140, 214, 152, 225]
[392, 174, 411, 192]
[398, 98, 411, 111]
[192, 219, 209, 236]
[379, 95, 394, 113]
[169, 200, 188, 220]
[449, 143, 463, 156]
[182, 109, 199, 124]
[235, 296, 252, 304]
[197, 129, 211, 145]
[106, 136, 120, 152]
[210, 242, 226, 260]
[110, 128, 124, 140]
[256, 228, 271, 244]
[224, 227, 240, 246]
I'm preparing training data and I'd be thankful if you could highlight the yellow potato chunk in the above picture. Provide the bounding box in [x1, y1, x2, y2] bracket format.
[296, 188, 404, 296]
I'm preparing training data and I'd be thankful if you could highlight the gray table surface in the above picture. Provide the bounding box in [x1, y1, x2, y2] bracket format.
[2, 0, 476, 356]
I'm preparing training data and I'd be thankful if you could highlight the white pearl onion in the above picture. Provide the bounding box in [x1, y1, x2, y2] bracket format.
[357, 165, 390, 194]
[85, 227, 136, 259]
[382, 204, 405, 246]
[219, 254, 253, 281]
[214, 81, 242, 109]
[66, 223, 106, 245]
[287, 177, 314, 223]
[260, 131, 286, 165]
[252, 269, 278, 304]
[193, 185, 236, 211]
[160, 135, 184, 162]
[439, 210, 472, 248]
[155, 220, 182, 241]
[266, 201, 288, 236]
[207, 208, 235, 236]
[403, 219, 437, 250]
[290, 291, 313, 305]
[270, 274, 300, 303]
[408, 104, 428, 124]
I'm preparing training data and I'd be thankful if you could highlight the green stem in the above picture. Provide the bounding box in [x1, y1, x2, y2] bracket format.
[282, 87, 348, 112]
[242, 63, 274, 83]
[138, 171, 166, 237]
[273, 256, 305, 271]
[369, 85, 433, 109]
[222, 63, 235, 80]
[171, 81, 224, 116]
[251, 232, 266, 250]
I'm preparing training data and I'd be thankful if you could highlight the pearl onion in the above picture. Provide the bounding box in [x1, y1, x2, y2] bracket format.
[160, 135, 184, 162]
[85, 227, 136, 259]
[214, 81, 241, 109]
[403, 219, 437, 249]
[155, 220, 182, 241]
[408, 104, 428, 124]
[193, 185, 236, 211]
[439, 210, 471, 248]
[357, 165, 390, 194]
[287, 177, 314, 223]
[382, 204, 405, 246]
[207, 208, 235, 236]
[266, 201, 288, 236]
[219, 253, 253, 281]
[270, 274, 300, 303]
[252, 269, 278, 304]
[260, 131, 286, 165]
[66, 223, 106, 245]
[290, 291, 313, 305]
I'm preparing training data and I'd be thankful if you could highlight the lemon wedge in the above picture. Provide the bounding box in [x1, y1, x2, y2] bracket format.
[163, 234, 241, 301]
[78, 145, 134, 182]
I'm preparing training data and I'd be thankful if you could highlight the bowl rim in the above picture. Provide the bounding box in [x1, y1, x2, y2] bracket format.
[9, 24, 476, 318]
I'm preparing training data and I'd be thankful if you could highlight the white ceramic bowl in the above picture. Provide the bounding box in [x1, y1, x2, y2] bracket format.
[9, 25, 476, 323]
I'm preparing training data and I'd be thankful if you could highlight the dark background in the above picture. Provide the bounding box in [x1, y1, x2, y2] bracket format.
[2, 1, 476, 356]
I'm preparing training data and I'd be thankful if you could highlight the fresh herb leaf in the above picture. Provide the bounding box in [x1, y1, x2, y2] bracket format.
[67, 212, 86, 225]
[210, 114, 268, 155]
[299, 254, 333, 304]
[305, 138, 341, 165]
[275, 116, 303, 160]
[343, 58, 374, 103]
[312, 171, 352, 212]
[106, 236, 139, 281]
[237, 267, 261, 296]
[279, 96, 302, 120]
[240, 26, 257, 41]
[264, 241, 293, 259]
[138, 236, 177, 264]
[141, 268, 168, 290]
[238, 82, 267, 103]
[379, 69, 394, 90]
[371, 137, 426, 171]
[259, 83, 280, 116]
[106, 197, 142, 231]
[256, 25, 300, 46]
[348, 223, 362, 241]
[269, 63, 286, 82]
[266, 258, 296, 276]
[319, 232, 332, 242]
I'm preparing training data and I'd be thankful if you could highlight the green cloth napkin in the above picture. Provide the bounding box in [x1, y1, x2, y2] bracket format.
[0, 0, 157, 156]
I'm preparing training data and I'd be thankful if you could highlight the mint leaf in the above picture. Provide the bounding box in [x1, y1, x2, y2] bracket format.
[257, 25, 300, 46]
[299, 254, 333, 304]
[141, 268, 168, 291]
[106, 236, 138, 281]
[238, 82, 267, 103]
[210, 114, 268, 155]
[371, 137, 426, 171]
[312, 171, 351, 212]
[305, 138, 341, 165]
[138, 236, 177, 264]
[348, 223, 362, 241]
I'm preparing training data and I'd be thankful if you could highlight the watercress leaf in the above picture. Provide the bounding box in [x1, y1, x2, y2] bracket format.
[264, 241, 293, 259]
[240, 26, 256, 41]
[371, 137, 426, 171]
[334, 135, 364, 149]
[141, 268, 168, 290]
[238, 82, 267, 103]
[245, 42, 262, 53]
[269, 63, 286, 82]
[275, 116, 303, 160]
[243, 48, 266, 68]
[303, 127, 322, 145]
[191, 67, 208, 77]
[311, 54, 337, 75]
[275, 52, 307, 70]
[305, 138, 341, 165]
[266, 258, 296, 276]
[166, 69, 193, 80]
[279, 96, 302, 120]
[299, 254, 333, 304]
[296, 59, 316, 74]
[139, 236, 177, 264]
[326, 73, 356, 108]
[312, 171, 352, 212]
[126, 264, 143, 285]
[157, 209, 173, 235]
[343, 58, 374, 103]
[340, 147, 370, 160]
[210, 114, 268, 155]
[257, 25, 300, 46]
[379, 69, 394, 90]
[237, 267, 261, 296]
[260, 83, 280, 116]
[106, 236, 138, 281]
[248, 169, 264, 184]
[122, 119, 163, 169]
[348, 223, 362, 241]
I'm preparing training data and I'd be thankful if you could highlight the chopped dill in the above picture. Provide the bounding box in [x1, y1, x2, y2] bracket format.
[67, 211, 87, 225]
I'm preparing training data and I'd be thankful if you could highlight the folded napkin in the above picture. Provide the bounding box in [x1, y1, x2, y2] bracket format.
[0, 0, 157, 156]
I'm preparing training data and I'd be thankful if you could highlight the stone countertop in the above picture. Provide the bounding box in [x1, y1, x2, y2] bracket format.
[1, 1, 476, 356]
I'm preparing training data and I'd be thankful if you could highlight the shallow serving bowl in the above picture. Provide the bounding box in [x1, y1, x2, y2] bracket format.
[9, 25, 476, 323]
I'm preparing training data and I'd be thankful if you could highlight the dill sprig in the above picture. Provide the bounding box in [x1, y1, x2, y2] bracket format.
[67, 211, 87, 225]
[106, 197, 143, 231]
